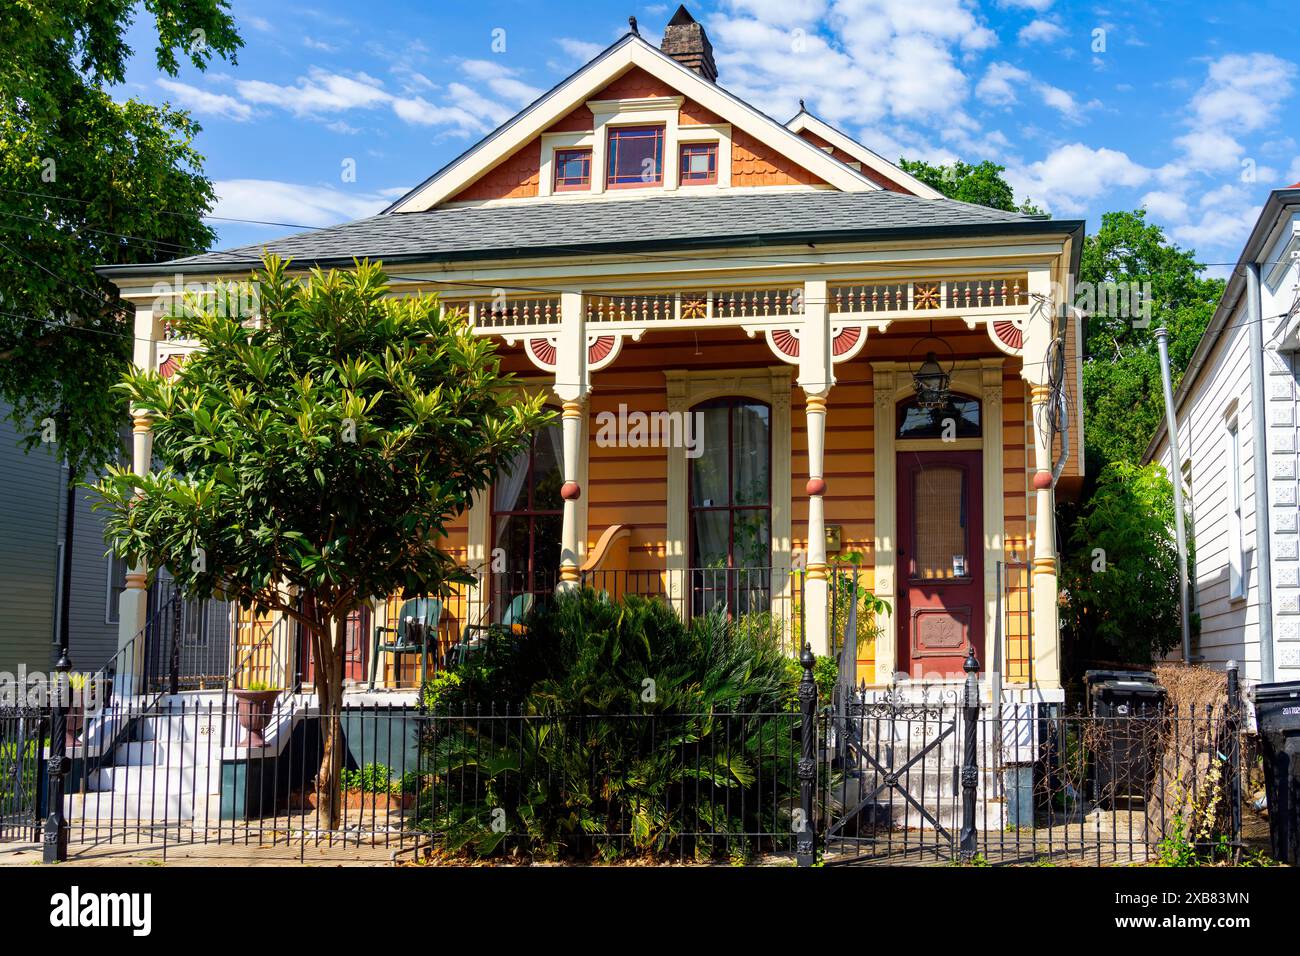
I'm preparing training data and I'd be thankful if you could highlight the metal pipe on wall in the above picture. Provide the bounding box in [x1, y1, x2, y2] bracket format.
[1155, 326, 1192, 665]
[1246, 263, 1275, 683]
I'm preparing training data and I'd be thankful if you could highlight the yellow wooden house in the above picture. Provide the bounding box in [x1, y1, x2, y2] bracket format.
[100, 8, 1083, 703]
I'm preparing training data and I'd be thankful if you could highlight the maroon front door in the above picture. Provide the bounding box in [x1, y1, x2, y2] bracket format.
[896, 450, 983, 678]
[302, 605, 370, 685]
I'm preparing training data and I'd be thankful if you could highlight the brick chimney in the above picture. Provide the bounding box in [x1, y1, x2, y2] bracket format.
[661, 6, 718, 83]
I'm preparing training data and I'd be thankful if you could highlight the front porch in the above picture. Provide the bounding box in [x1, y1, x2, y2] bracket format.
[114, 247, 1076, 702]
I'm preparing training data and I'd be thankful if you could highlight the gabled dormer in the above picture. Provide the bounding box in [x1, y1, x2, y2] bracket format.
[386, 8, 932, 212]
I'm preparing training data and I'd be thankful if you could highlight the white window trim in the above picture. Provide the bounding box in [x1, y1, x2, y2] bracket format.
[664, 367, 792, 607]
[538, 132, 597, 199]
[675, 123, 732, 189]
[105, 553, 122, 625]
[588, 96, 683, 195]
[1226, 409, 1246, 602]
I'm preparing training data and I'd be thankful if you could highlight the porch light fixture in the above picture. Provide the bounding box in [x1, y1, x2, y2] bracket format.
[913, 352, 949, 408]
[910, 325, 954, 410]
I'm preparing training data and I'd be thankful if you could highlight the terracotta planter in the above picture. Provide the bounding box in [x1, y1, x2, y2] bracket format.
[344, 789, 415, 811]
[231, 689, 281, 747]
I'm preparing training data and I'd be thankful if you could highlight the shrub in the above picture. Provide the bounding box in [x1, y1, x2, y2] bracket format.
[420, 588, 801, 861]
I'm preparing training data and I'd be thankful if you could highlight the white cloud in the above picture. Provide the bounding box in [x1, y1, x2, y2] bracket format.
[1018, 18, 1065, 45]
[1173, 129, 1244, 172]
[212, 180, 397, 229]
[725, 0, 829, 28]
[998, 0, 1053, 9]
[1170, 204, 1261, 249]
[230, 67, 496, 135]
[1189, 53, 1296, 134]
[976, 62, 1030, 106]
[1008, 143, 1152, 214]
[302, 37, 338, 53]
[1036, 82, 1083, 119]
[459, 59, 544, 106]
[556, 38, 605, 63]
[156, 79, 255, 121]
[1140, 190, 1189, 222]
[235, 69, 390, 116]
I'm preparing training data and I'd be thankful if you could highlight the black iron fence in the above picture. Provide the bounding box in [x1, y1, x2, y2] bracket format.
[12, 649, 1250, 866]
[42, 696, 803, 864]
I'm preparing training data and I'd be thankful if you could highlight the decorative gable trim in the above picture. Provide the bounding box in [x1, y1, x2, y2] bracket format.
[785, 110, 944, 200]
[387, 34, 876, 213]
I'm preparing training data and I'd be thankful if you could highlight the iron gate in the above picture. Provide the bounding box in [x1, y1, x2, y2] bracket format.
[822, 694, 966, 864]
[0, 706, 48, 843]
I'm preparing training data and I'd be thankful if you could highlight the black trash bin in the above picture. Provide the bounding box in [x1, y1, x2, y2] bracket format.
[1254, 681, 1300, 865]
[1084, 671, 1165, 807]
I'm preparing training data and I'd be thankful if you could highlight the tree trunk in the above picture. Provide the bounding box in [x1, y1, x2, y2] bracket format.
[311, 610, 347, 830]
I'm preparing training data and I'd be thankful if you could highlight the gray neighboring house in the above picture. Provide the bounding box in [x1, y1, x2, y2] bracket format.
[0, 402, 124, 677]
[1146, 184, 1300, 689]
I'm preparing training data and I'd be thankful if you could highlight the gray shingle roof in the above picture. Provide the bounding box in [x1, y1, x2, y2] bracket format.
[99, 190, 1079, 278]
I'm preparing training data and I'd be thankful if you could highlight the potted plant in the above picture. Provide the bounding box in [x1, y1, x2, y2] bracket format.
[231, 681, 282, 747]
[64, 672, 90, 747]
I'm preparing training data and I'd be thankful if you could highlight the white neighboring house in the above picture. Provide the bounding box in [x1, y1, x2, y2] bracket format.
[1145, 184, 1300, 689]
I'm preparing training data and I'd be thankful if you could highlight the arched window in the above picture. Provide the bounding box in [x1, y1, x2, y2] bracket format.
[492, 417, 563, 614]
[689, 398, 771, 616]
[896, 393, 981, 440]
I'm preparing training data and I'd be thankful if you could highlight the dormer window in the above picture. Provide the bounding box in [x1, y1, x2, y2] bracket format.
[553, 148, 592, 192]
[607, 125, 665, 188]
[680, 142, 718, 185]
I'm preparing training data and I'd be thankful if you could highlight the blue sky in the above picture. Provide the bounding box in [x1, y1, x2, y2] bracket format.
[116, 0, 1299, 276]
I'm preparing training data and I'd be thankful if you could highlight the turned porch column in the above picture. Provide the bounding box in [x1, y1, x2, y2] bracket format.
[1022, 276, 1061, 689]
[117, 301, 164, 697]
[554, 290, 589, 592]
[800, 279, 833, 656]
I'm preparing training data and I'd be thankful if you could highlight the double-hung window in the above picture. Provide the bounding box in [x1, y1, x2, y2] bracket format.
[1227, 416, 1245, 600]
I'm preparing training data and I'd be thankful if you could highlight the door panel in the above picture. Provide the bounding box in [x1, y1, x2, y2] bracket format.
[896, 450, 983, 678]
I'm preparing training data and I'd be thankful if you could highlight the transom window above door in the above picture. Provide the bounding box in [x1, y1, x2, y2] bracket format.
[896, 394, 981, 440]
[607, 125, 665, 187]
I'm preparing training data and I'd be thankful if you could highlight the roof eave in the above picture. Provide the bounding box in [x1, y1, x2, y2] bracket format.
[96, 217, 1085, 282]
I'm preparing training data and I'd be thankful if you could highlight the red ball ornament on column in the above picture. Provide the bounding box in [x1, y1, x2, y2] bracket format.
[1032, 470, 1052, 490]
[806, 477, 827, 496]
[561, 481, 582, 501]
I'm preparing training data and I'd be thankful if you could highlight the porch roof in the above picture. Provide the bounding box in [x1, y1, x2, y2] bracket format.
[98, 191, 1083, 279]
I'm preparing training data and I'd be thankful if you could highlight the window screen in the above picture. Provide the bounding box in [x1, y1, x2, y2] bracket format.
[912, 466, 968, 579]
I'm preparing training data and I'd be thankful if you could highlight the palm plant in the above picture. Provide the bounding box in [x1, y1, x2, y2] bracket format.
[420, 589, 800, 861]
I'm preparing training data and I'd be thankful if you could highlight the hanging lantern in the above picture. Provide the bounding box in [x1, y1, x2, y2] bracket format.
[913, 351, 951, 409]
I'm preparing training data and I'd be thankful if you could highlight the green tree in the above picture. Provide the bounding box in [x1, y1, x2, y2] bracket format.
[1060, 461, 1193, 664]
[898, 158, 1043, 214]
[93, 256, 552, 826]
[1078, 210, 1224, 468]
[0, 0, 242, 477]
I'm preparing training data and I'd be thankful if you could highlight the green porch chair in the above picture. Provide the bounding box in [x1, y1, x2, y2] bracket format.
[447, 592, 534, 668]
[370, 598, 441, 690]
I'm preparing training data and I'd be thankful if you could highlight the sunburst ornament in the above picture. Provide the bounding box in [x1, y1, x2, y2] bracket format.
[681, 295, 708, 319]
[913, 282, 941, 310]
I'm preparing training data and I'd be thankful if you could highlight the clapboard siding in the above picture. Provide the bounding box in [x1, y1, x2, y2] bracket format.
[60, 482, 120, 670]
[1154, 291, 1261, 674]
[0, 402, 122, 674]
[0, 408, 60, 672]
